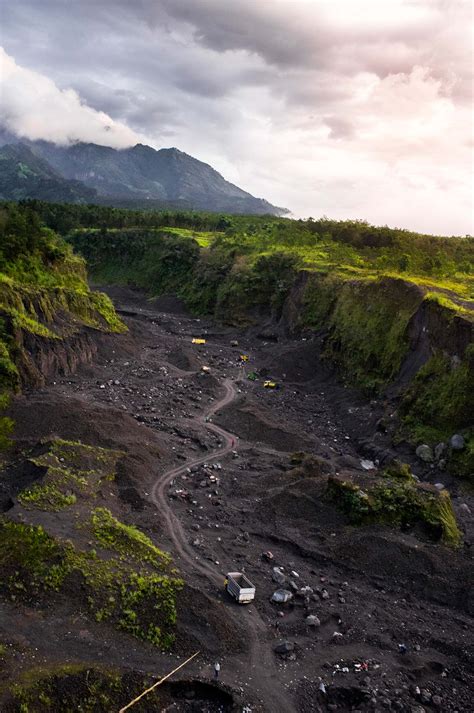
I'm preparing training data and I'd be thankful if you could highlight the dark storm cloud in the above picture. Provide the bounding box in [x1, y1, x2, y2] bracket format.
[157, 0, 324, 68]
[1, 0, 472, 234]
[2, 0, 471, 111]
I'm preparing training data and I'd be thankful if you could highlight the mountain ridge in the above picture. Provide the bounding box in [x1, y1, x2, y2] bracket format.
[0, 143, 97, 203]
[0, 136, 288, 215]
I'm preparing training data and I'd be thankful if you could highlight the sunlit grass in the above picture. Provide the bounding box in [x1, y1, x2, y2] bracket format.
[239, 238, 473, 302]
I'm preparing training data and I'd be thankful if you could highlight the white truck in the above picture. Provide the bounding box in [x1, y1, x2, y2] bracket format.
[226, 572, 256, 604]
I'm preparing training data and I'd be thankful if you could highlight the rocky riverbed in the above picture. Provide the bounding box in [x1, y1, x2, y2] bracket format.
[1, 287, 472, 713]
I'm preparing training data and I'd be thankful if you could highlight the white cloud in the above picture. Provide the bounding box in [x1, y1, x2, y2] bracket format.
[0, 47, 140, 148]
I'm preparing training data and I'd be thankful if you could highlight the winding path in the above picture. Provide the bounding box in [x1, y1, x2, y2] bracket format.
[151, 377, 296, 713]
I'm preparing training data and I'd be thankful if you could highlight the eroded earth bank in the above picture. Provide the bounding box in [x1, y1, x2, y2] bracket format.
[1, 287, 473, 713]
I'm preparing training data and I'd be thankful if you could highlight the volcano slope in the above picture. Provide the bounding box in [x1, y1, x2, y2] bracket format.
[1, 287, 473, 713]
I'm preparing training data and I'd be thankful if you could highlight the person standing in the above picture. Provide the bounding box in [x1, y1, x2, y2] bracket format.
[214, 661, 221, 680]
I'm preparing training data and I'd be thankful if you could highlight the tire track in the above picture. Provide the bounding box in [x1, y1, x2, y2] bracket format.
[151, 377, 296, 712]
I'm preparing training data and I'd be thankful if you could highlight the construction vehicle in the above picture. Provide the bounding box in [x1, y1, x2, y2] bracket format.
[226, 572, 256, 604]
[239, 354, 249, 362]
[192, 338, 206, 345]
[263, 380, 277, 389]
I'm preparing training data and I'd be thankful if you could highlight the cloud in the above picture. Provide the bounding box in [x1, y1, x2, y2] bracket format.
[0, 1, 472, 234]
[324, 117, 355, 140]
[0, 47, 140, 148]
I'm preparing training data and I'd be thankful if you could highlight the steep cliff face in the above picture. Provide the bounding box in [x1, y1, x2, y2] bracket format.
[0, 282, 125, 390]
[0, 205, 125, 434]
[280, 272, 474, 480]
[289, 273, 472, 388]
[15, 329, 97, 388]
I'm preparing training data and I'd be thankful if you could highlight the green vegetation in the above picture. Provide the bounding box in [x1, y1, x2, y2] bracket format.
[398, 345, 474, 482]
[0, 521, 66, 593]
[90, 507, 172, 568]
[327, 472, 461, 547]
[424, 291, 473, 316]
[320, 276, 422, 390]
[71, 228, 201, 297]
[0, 393, 14, 451]
[383, 460, 413, 479]
[0, 203, 126, 450]
[18, 439, 121, 510]
[0, 519, 183, 648]
[3, 665, 168, 713]
[0, 143, 97, 204]
[58, 206, 473, 301]
[2, 440, 182, 648]
[63, 208, 473, 313]
[0, 202, 126, 339]
[449, 435, 474, 481]
[400, 348, 473, 443]
[18, 483, 76, 511]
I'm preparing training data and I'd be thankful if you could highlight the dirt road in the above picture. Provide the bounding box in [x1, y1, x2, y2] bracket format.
[151, 376, 297, 713]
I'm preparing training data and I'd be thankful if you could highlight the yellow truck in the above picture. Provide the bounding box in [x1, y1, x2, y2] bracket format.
[263, 380, 277, 389]
[192, 338, 206, 345]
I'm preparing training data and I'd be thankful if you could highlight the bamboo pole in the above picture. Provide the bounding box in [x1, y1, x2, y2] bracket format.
[118, 651, 200, 712]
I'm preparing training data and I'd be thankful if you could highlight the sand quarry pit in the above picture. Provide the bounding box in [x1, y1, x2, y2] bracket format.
[1, 287, 473, 713]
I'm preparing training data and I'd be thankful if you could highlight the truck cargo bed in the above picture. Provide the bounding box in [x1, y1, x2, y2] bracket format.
[226, 572, 256, 603]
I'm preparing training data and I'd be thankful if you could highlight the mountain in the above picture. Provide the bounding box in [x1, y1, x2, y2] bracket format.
[0, 143, 97, 203]
[0, 138, 287, 215]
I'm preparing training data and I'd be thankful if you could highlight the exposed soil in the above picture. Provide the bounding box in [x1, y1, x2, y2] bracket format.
[1, 288, 473, 713]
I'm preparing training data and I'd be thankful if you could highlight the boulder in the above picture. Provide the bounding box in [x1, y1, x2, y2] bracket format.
[274, 641, 294, 654]
[271, 589, 293, 603]
[416, 444, 434, 462]
[272, 567, 286, 586]
[306, 615, 321, 627]
[434, 442, 446, 460]
[450, 434, 465, 450]
[420, 689, 431, 704]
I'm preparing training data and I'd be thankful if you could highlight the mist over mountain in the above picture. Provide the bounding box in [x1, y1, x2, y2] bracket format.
[0, 137, 288, 215]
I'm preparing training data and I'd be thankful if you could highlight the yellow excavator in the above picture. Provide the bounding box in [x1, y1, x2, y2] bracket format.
[263, 380, 277, 389]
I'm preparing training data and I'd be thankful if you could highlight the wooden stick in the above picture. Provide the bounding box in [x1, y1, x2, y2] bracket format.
[118, 651, 200, 712]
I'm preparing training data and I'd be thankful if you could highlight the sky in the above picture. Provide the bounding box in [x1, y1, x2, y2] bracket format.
[0, 0, 473, 235]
